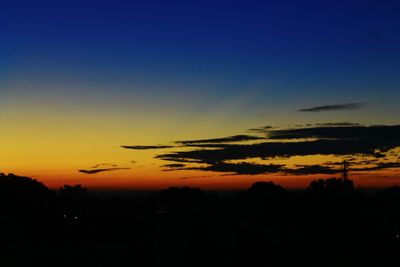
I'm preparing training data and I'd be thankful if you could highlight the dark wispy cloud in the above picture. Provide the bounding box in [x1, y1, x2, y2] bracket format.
[247, 123, 361, 135]
[166, 162, 342, 176]
[91, 163, 118, 168]
[121, 145, 174, 150]
[286, 165, 340, 175]
[267, 125, 400, 143]
[185, 162, 285, 175]
[315, 122, 361, 126]
[154, 125, 400, 175]
[79, 167, 130, 174]
[248, 125, 274, 133]
[123, 124, 400, 176]
[156, 139, 383, 165]
[299, 103, 366, 112]
[175, 135, 264, 145]
[162, 163, 186, 170]
[352, 162, 400, 171]
[178, 175, 215, 180]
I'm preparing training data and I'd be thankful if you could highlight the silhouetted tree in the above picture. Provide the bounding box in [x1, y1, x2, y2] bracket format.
[306, 177, 353, 195]
[247, 181, 287, 199]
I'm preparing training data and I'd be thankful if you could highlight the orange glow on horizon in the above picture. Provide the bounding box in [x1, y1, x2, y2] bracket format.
[1, 90, 399, 191]
[4, 168, 398, 192]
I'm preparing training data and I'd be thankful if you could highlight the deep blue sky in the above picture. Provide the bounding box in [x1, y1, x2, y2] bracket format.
[2, 0, 400, 121]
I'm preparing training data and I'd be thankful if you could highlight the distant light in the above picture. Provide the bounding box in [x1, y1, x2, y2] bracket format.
[74, 216, 78, 220]
[63, 214, 67, 218]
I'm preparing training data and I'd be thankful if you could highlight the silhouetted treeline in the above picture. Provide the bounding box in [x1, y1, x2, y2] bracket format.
[1, 172, 400, 267]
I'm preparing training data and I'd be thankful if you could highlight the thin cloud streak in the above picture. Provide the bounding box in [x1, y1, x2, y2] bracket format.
[79, 168, 130, 174]
[175, 135, 264, 145]
[121, 145, 174, 150]
[299, 103, 366, 112]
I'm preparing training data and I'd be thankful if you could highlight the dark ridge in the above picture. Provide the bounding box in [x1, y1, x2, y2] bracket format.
[1, 172, 400, 267]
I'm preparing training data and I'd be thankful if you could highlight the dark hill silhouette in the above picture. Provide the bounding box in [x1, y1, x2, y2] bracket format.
[0, 172, 52, 194]
[0, 172, 400, 266]
[0, 173, 58, 246]
[0, 172, 57, 215]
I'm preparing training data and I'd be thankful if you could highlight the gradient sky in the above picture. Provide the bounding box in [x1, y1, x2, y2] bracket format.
[1, 0, 400, 190]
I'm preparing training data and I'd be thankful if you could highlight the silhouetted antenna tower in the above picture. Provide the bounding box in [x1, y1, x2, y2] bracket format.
[342, 160, 349, 181]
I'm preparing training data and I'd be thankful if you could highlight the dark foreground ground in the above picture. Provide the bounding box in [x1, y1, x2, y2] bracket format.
[2, 245, 400, 267]
[1, 173, 400, 266]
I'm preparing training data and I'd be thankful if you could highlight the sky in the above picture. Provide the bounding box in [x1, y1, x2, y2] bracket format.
[1, 0, 400, 190]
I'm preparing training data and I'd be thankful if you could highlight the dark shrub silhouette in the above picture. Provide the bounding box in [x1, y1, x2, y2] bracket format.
[247, 181, 287, 199]
[306, 177, 354, 195]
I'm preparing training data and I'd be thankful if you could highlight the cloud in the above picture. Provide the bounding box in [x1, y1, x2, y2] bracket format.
[162, 163, 186, 170]
[286, 165, 340, 175]
[175, 135, 264, 145]
[352, 162, 400, 171]
[121, 123, 400, 176]
[154, 125, 400, 175]
[186, 162, 284, 175]
[121, 145, 174, 150]
[157, 139, 394, 164]
[91, 163, 117, 168]
[315, 122, 361, 126]
[79, 167, 130, 174]
[267, 125, 400, 143]
[178, 175, 214, 180]
[298, 103, 366, 112]
[248, 125, 274, 133]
